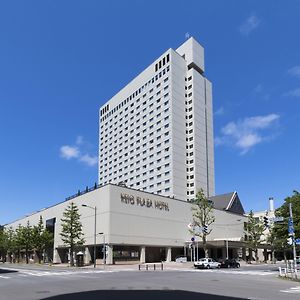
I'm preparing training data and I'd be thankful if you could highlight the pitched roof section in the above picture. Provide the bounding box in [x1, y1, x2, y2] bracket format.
[209, 192, 245, 215]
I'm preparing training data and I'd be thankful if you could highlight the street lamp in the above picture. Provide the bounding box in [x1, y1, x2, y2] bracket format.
[98, 232, 105, 268]
[82, 204, 97, 268]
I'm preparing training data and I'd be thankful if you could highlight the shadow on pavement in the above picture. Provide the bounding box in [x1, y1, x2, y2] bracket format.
[0, 268, 18, 274]
[42, 290, 246, 300]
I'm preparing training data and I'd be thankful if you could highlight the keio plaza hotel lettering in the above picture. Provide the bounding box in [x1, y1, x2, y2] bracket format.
[120, 193, 170, 211]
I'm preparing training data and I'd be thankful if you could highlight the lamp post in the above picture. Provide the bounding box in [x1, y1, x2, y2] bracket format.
[98, 232, 105, 268]
[82, 204, 97, 268]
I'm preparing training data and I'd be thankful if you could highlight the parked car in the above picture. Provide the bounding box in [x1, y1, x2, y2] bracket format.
[220, 258, 240, 268]
[194, 258, 221, 269]
[175, 256, 187, 263]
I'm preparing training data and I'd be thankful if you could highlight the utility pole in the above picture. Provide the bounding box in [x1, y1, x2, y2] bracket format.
[289, 202, 297, 279]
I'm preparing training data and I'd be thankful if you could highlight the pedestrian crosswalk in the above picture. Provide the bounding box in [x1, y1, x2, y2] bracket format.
[0, 269, 118, 279]
[0, 267, 279, 279]
[170, 268, 278, 276]
[280, 286, 300, 294]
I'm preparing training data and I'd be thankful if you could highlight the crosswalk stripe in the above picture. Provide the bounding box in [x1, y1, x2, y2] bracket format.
[280, 286, 300, 294]
[168, 269, 277, 276]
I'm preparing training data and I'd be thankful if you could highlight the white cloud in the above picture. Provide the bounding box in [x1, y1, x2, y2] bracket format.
[214, 107, 225, 116]
[76, 135, 84, 145]
[79, 154, 98, 167]
[60, 145, 80, 160]
[60, 137, 97, 167]
[288, 66, 300, 78]
[284, 87, 300, 98]
[239, 14, 261, 35]
[216, 114, 280, 154]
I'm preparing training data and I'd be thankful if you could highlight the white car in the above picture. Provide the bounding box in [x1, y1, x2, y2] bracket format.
[175, 256, 187, 263]
[194, 258, 221, 269]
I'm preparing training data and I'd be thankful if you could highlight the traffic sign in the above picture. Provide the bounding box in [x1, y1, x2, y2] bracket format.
[273, 216, 284, 222]
[295, 238, 300, 245]
[288, 218, 294, 235]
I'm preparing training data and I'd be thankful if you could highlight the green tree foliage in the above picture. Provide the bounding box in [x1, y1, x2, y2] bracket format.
[5, 227, 16, 262]
[271, 190, 300, 259]
[244, 210, 265, 262]
[18, 221, 34, 264]
[0, 227, 7, 261]
[60, 202, 85, 266]
[32, 216, 54, 263]
[190, 189, 215, 258]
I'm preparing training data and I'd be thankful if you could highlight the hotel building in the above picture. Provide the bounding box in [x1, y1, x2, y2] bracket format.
[99, 37, 215, 201]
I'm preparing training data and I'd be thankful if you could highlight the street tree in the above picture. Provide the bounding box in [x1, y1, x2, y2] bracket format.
[270, 190, 300, 261]
[32, 216, 54, 263]
[244, 210, 265, 263]
[60, 202, 85, 266]
[0, 228, 7, 261]
[19, 222, 34, 264]
[190, 189, 215, 258]
[5, 227, 17, 262]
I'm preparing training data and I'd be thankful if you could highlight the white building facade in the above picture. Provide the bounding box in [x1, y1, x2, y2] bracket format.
[5, 184, 246, 265]
[99, 37, 215, 201]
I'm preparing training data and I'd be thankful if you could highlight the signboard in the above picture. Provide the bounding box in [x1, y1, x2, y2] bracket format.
[288, 218, 294, 235]
[273, 216, 284, 222]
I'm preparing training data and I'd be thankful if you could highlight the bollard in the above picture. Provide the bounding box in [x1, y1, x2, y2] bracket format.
[146, 264, 148, 271]
[138, 264, 140, 271]
[279, 267, 282, 277]
[154, 264, 156, 270]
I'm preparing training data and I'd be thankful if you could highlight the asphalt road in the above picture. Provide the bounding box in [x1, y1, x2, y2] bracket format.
[0, 263, 299, 300]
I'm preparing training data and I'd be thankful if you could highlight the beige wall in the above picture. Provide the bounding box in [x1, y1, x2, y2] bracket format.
[5, 184, 246, 251]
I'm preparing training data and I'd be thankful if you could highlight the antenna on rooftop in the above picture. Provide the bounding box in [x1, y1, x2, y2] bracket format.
[185, 32, 190, 39]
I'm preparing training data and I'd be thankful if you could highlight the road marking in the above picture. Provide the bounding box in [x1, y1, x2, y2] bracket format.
[0, 275, 10, 279]
[169, 269, 277, 276]
[280, 286, 300, 294]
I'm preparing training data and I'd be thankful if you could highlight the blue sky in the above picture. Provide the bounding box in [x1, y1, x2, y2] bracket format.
[1, 0, 300, 224]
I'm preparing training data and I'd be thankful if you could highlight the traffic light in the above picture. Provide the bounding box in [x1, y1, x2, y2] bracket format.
[263, 216, 269, 228]
[203, 225, 208, 234]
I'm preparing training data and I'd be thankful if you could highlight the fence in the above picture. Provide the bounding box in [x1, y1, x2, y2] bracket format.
[138, 263, 164, 271]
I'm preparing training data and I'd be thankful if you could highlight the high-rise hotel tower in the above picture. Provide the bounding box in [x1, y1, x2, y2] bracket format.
[99, 37, 215, 201]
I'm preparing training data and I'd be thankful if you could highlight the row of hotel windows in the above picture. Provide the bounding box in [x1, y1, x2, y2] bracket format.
[155, 53, 170, 72]
[101, 129, 170, 155]
[101, 86, 169, 132]
[100, 65, 170, 122]
[101, 136, 170, 156]
[101, 173, 171, 183]
[100, 113, 170, 149]
[100, 77, 169, 131]
[100, 104, 170, 140]
[100, 154, 171, 176]
[100, 122, 170, 154]
[100, 145, 171, 167]
[185, 74, 195, 197]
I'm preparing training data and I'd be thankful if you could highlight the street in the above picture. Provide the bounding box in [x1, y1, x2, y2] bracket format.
[0, 263, 300, 300]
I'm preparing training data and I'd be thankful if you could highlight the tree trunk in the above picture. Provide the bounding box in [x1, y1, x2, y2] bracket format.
[203, 236, 209, 258]
[272, 249, 276, 264]
[255, 249, 259, 263]
[70, 247, 74, 267]
[25, 249, 29, 264]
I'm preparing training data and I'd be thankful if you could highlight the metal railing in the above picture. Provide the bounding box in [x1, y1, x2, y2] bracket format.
[138, 263, 164, 271]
